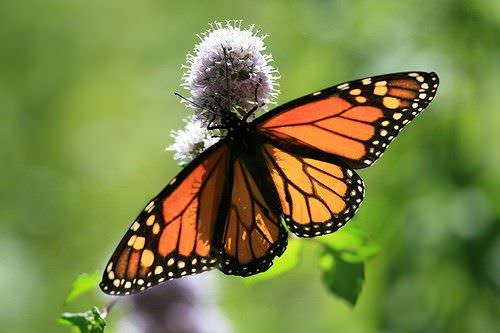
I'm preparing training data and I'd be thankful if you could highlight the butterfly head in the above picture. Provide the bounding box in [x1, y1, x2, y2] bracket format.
[220, 110, 250, 141]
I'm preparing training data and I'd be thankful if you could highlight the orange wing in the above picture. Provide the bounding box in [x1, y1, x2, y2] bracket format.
[100, 142, 230, 295]
[218, 157, 288, 275]
[256, 72, 439, 168]
[262, 143, 364, 237]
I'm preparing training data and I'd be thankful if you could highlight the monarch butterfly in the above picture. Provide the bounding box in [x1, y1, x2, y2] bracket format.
[100, 71, 439, 295]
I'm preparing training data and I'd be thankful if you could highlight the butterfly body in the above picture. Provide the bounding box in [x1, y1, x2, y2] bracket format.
[101, 71, 439, 295]
[220, 111, 251, 139]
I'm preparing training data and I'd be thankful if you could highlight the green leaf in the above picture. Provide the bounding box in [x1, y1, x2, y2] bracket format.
[59, 307, 106, 333]
[65, 272, 100, 304]
[244, 238, 302, 285]
[318, 226, 380, 263]
[319, 251, 365, 306]
[317, 226, 379, 305]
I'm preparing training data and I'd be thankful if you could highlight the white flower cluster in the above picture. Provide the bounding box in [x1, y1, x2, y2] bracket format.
[167, 21, 279, 165]
[183, 20, 279, 119]
[166, 116, 220, 166]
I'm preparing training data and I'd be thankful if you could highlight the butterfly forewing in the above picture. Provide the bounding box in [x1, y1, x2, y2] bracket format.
[256, 71, 439, 169]
[100, 142, 231, 295]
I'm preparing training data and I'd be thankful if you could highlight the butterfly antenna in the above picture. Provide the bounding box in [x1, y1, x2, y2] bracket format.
[221, 44, 232, 111]
[174, 92, 220, 116]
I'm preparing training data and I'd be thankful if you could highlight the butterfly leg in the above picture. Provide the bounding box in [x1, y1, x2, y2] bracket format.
[207, 114, 225, 130]
[243, 78, 265, 122]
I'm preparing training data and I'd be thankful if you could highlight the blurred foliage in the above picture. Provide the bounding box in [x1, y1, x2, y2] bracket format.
[59, 307, 106, 333]
[244, 227, 378, 305]
[65, 272, 100, 304]
[318, 226, 380, 263]
[61, 273, 106, 332]
[2, 0, 500, 332]
[319, 248, 364, 306]
[318, 226, 380, 305]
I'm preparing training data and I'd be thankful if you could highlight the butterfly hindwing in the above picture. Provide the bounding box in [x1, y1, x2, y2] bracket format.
[100, 142, 231, 295]
[218, 157, 288, 276]
[256, 71, 439, 168]
[261, 141, 364, 237]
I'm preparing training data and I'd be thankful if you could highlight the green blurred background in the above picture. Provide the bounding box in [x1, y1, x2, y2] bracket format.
[2, 0, 499, 332]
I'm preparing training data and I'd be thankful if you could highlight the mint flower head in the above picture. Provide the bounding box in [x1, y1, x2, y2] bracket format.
[182, 20, 279, 120]
[167, 21, 279, 165]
